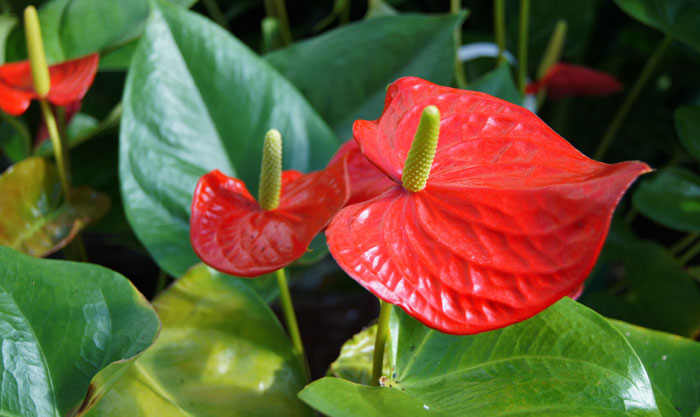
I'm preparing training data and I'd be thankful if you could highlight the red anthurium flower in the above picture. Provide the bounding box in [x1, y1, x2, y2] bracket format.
[526, 62, 622, 99]
[328, 139, 395, 205]
[0, 53, 99, 116]
[190, 157, 350, 277]
[327, 77, 650, 335]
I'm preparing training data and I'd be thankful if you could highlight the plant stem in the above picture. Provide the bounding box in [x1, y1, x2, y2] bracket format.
[679, 239, 700, 265]
[39, 99, 71, 202]
[494, 0, 506, 66]
[272, 0, 292, 46]
[517, 0, 530, 95]
[202, 0, 229, 29]
[451, 0, 467, 88]
[535, 19, 567, 109]
[371, 300, 392, 386]
[275, 268, 309, 380]
[671, 232, 699, 256]
[594, 34, 672, 160]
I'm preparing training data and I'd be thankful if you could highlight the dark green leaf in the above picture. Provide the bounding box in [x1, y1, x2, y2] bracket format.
[87, 263, 312, 417]
[120, 0, 338, 276]
[613, 0, 700, 52]
[266, 12, 466, 139]
[614, 321, 700, 417]
[0, 157, 110, 257]
[633, 167, 700, 232]
[0, 246, 159, 416]
[467, 63, 522, 104]
[301, 298, 661, 416]
[675, 106, 700, 162]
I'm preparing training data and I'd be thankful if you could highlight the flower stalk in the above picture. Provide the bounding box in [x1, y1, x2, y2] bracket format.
[371, 300, 392, 386]
[275, 268, 310, 381]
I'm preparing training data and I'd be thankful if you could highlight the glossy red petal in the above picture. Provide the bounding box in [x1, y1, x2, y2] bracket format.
[47, 53, 99, 106]
[329, 140, 396, 205]
[191, 159, 349, 277]
[330, 77, 650, 334]
[0, 60, 35, 115]
[538, 62, 622, 99]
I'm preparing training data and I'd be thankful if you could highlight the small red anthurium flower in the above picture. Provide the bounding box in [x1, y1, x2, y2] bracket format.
[0, 53, 99, 116]
[327, 77, 650, 335]
[190, 129, 350, 277]
[526, 62, 622, 99]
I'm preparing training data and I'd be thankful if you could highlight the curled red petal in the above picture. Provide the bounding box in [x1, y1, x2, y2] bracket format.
[537, 62, 622, 99]
[328, 139, 396, 205]
[191, 158, 350, 277]
[330, 77, 650, 335]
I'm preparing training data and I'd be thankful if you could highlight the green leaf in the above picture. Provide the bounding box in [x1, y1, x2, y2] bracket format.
[0, 157, 110, 257]
[0, 246, 159, 416]
[0, 14, 18, 65]
[87, 263, 312, 417]
[328, 324, 390, 386]
[266, 12, 466, 139]
[633, 167, 700, 232]
[301, 298, 661, 416]
[614, 321, 700, 417]
[613, 0, 700, 52]
[120, 0, 338, 277]
[467, 63, 522, 104]
[675, 106, 700, 162]
[33, 112, 100, 157]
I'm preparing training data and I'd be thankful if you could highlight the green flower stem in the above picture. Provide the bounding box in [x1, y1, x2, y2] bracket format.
[594, 34, 672, 160]
[39, 100, 71, 202]
[518, 0, 530, 95]
[679, 239, 700, 266]
[202, 0, 229, 29]
[671, 233, 699, 256]
[275, 268, 310, 381]
[371, 300, 392, 386]
[494, 0, 506, 66]
[451, 0, 467, 88]
[272, 0, 292, 46]
[535, 19, 567, 109]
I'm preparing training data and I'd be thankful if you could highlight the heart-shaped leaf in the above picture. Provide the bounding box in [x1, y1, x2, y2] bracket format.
[328, 324, 390, 386]
[0, 157, 110, 257]
[633, 167, 700, 232]
[614, 321, 700, 417]
[120, 0, 338, 277]
[300, 298, 661, 416]
[87, 263, 312, 417]
[0, 246, 159, 416]
[675, 106, 700, 163]
[266, 12, 466, 139]
[613, 0, 700, 53]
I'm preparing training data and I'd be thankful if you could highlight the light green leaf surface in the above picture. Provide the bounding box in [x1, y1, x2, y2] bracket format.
[266, 12, 465, 139]
[0, 157, 110, 257]
[328, 324, 390, 386]
[0, 246, 159, 416]
[88, 263, 312, 417]
[301, 298, 661, 416]
[633, 167, 700, 232]
[120, 0, 338, 277]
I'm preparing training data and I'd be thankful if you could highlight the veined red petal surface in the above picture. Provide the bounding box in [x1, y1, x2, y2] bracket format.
[329, 139, 395, 205]
[526, 62, 622, 99]
[191, 158, 350, 277]
[0, 53, 98, 115]
[327, 76, 650, 335]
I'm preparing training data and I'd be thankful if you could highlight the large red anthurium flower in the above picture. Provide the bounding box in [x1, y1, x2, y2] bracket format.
[328, 139, 395, 205]
[0, 53, 99, 116]
[327, 76, 650, 335]
[191, 153, 350, 278]
[526, 62, 622, 99]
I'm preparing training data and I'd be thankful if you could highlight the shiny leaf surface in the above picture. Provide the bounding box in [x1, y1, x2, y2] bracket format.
[633, 167, 700, 232]
[328, 324, 390, 386]
[328, 77, 650, 335]
[614, 321, 700, 417]
[675, 106, 700, 163]
[0, 157, 110, 257]
[328, 140, 395, 206]
[0, 246, 159, 416]
[266, 12, 465, 139]
[300, 298, 661, 416]
[87, 263, 312, 417]
[526, 62, 622, 99]
[190, 159, 349, 277]
[120, 0, 338, 277]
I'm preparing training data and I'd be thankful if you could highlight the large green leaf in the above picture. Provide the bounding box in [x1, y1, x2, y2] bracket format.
[120, 0, 338, 276]
[87, 263, 312, 416]
[467, 63, 522, 105]
[300, 298, 661, 416]
[5, 0, 196, 63]
[266, 12, 465, 139]
[633, 167, 700, 232]
[0, 157, 110, 257]
[613, 0, 700, 53]
[0, 246, 159, 416]
[614, 321, 700, 417]
[675, 106, 700, 163]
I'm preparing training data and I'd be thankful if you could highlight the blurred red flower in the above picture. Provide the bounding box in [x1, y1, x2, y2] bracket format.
[526, 62, 622, 99]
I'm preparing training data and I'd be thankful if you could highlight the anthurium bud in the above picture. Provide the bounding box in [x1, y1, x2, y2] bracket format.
[259, 129, 283, 210]
[401, 105, 440, 192]
[23, 6, 50, 98]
